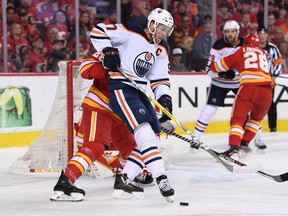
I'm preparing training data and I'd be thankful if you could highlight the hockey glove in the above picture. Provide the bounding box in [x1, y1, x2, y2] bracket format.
[161, 120, 176, 134]
[218, 70, 235, 80]
[157, 94, 172, 123]
[102, 47, 120, 71]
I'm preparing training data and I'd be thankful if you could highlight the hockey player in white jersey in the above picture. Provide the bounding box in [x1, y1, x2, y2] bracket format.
[193, 20, 245, 147]
[90, 8, 175, 202]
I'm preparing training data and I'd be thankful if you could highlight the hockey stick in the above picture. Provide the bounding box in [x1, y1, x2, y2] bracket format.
[116, 67, 244, 172]
[276, 75, 288, 80]
[162, 128, 288, 183]
[116, 67, 195, 138]
[276, 83, 288, 88]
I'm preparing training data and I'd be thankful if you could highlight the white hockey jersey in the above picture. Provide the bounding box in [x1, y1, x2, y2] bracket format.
[90, 21, 171, 100]
[206, 38, 244, 89]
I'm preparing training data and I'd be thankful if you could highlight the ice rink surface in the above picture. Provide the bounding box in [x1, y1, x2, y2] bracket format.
[1, 132, 288, 216]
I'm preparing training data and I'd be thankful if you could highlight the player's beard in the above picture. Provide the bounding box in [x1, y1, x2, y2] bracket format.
[226, 36, 237, 45]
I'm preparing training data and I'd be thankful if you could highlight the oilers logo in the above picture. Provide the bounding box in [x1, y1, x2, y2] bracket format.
[133, 52, 155, 77]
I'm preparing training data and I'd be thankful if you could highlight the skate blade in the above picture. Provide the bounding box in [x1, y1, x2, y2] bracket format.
[165, 196, 174, 203]
[50, 191, 84, 202]
[112, 189, 144, 200]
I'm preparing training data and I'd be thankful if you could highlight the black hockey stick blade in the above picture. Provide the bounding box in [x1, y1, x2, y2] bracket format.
[162, 128, 288, 182]
[256, 170, 288, 183]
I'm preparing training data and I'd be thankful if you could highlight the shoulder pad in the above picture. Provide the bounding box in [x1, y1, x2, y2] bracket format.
[123, 20, 146, 38]
[159, 40, 169, 53]
[212, 39, 227, 50]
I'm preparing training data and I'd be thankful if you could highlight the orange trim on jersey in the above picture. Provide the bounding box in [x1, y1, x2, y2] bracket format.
[115, 90, 138, 129]
[150, 81, 171, 90]
[274, 57, 283, 66]
[69, 161, 85, 174]
[90, 28, 107, 37]
[89, 86, 109, 104]
[195, 123, 207, 129]
[229, 131, 243, 138]
[241, 70, 271, 79]
[142, 151, 160, 161]
[220, 59, 229, 71]
[89, 111, 97, 142]
[76, 152, 93, 165]
[130, 151, 144, 161]
[247, 119, 260, 125]
[231, 125, 243, 129]
[244, 125, 258, 133]
[213, 62, 221, 72]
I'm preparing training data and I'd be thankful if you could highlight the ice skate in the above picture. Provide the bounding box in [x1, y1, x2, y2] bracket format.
[239, 141, 252, 158]
[50, 171, 85, 202]
[156, 175, 174, 203]
[134, 171, 155, 186]
[221, 145, 240, 158]
[254, 139, 267, 154]
[112, 172, 144, 199]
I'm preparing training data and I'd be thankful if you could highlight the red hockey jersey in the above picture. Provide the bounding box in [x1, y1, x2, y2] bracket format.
[211, 45, 272, 86]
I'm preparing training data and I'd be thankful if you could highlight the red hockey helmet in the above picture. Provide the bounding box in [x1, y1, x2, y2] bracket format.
[244, 33, 260, 47]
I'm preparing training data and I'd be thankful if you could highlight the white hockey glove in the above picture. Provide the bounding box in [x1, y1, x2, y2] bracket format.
[161, 120, 176, 134]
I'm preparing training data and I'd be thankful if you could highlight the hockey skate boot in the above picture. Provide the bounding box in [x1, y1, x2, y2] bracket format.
[238, 140, 252, 158]
[156, 175, 174, 203]
[221, 145, 239, 157]
[112, 172, 144, 199]
[254, 139, 267, 154]
[50, 171, 85, 202]
[134, 171, 155, 186]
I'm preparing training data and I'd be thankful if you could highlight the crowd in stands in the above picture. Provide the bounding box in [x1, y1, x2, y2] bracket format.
[1, 0, 288, 73]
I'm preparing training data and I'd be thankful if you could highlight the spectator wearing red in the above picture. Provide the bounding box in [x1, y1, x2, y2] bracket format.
[44, 27, 59, 54]
[68, 29, 92, 60]
[239, 11, 257, 38]
[46, 9, 69, 43]
[0, 42, 17, 72]
[275, 7, 287, 26]
[41, 0, 60, 27]
[173, 1, 196, 30]
[173, 0, 198, 17]
[234, 0, 258, 29]
[16, 0, 41, 21]
[21, 37, 48, 72]
[8, 22, 31, 71]
[271, 26, 285, 47]
[79, 0, 97, 26]
[267, 12, 278, 41]
[217, 0, 236, 13]
[216, 2, 234, 29]
[173, 15, 195, 69]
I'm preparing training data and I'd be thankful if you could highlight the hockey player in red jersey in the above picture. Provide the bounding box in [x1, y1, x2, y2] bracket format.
[89, 8, 176, 202]
[210, 33, 273, 156]
[50, 54, 144, 201]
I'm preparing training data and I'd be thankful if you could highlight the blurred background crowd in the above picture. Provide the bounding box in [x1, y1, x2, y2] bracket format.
[0, 0, 288, 73]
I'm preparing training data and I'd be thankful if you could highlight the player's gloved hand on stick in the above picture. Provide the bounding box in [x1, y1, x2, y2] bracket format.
[102, 47, 120, 71]
[161, 120, 176, 134]
[218, 70, 235, 80]
[157, 94, 172, 123]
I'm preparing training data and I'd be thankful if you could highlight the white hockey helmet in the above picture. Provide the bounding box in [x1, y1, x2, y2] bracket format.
[223, 20, 240, 32]
[147, 8, 174, 38]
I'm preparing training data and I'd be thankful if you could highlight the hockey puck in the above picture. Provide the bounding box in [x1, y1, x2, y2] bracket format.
[179, 202, 189, 206]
